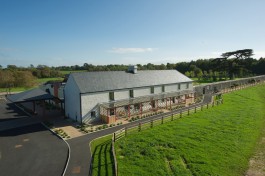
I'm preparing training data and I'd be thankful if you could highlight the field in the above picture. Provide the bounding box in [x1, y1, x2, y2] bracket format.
[0, 77, 64, 93]
[59, 70, 87, 75]
[0, 87, 32, 92]
[36, 77, 64, 83]
[112, 85, 265, 176]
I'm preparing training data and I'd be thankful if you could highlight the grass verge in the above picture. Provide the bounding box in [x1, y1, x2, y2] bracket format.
[115, 85, 265, 176]
[90, 135, 114, 176]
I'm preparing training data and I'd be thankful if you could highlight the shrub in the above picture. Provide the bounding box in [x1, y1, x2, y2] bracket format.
[103, 124, 108, 129]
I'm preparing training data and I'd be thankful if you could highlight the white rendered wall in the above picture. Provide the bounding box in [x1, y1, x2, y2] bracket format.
[64, 75, 81, 122]
[134, 87, 150, 97]
[166, 84, 178, 92]
[81, 92, 109, 123]
[78, 81, 193, 123]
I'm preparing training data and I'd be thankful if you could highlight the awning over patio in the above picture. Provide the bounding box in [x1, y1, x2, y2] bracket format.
[7, 88, 55, 103]
[99, 90, 194, 109]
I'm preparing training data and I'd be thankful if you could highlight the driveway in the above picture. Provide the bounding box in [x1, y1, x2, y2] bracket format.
[0, 98, 69, 176]
[0, 123, 68, 176]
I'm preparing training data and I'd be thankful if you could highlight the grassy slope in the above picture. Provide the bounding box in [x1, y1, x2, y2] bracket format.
[115, 85, 265, 176]
[90, 135, 114, 176]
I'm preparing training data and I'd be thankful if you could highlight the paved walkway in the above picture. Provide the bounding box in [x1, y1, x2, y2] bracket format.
[50, 118, 84, 138]
[65, 94, 213, 176]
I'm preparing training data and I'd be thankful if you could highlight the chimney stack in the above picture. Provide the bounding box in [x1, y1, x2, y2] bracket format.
[128, 65, 137, 74]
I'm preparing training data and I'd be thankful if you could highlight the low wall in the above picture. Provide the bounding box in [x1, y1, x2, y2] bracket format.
[194, 75, 265, 96]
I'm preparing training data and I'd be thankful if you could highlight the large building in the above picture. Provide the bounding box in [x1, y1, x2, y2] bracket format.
[64, 66, 194, 124]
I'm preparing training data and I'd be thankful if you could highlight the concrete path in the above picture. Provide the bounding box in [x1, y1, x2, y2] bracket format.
[65, 94, 213, 176]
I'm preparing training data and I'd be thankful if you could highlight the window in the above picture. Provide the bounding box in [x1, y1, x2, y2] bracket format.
[178, 84, 181, 90]
[109, 92, 114, 101]
[91, 111, 96, 117]
[134, 103, 140, 110]
[110, 108, 115, 116]
[162, 85, 165, 92]
[129, 89, 134, 98]
[186, 83, 189, 89]
[150, 86, 154, 94]
[151, 100, 156, 108]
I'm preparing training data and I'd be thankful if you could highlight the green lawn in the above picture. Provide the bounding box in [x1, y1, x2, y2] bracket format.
[90, 135, 114, 176]
[36, 77, 64, 83]
[0, 87, 33, 92]
[59, 70, 87, 75]
[114, 85, 265, 176]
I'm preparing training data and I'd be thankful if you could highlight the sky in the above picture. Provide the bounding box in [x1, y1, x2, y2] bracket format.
[0, 0, 265, 67]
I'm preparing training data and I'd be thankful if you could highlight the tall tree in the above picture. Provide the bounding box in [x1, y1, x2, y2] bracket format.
[221, 49, 253, 59]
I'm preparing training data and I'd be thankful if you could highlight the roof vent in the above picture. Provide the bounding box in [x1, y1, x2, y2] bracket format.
[128, 65, 137, 74]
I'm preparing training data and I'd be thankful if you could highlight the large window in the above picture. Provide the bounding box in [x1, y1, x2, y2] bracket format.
[186, 83, 189, 89]
[162, 85, 165, 92]
[109, 92, 114, 101]
[150, 86, 154, 94]
[129, 89, 134, 98]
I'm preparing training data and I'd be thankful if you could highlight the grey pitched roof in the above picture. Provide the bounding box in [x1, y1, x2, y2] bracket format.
[70, 70, 192, 94]
[7, 88, 55, 103]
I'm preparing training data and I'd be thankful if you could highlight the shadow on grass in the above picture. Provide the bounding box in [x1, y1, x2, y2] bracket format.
[92, 139, 115, 176]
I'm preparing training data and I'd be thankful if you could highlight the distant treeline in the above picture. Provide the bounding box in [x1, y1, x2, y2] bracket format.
[0, 49, 265, 88]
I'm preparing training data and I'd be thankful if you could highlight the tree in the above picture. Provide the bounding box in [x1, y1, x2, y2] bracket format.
[212, 49, 254, 79]
[197, 70, 203, 81]
[221, 49, 253, 60]
[7, 65, 17, 70]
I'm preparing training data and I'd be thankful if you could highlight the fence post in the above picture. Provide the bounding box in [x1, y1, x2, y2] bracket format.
[171, 114, 173, 121]
[188, 108, 190, 115]
[195, 106, 196, 113]
[113, 133, 116, 142]
[161, 116, 164, 124]
[201, 105, 203, 111]
[138, 122, 141, 132]
[150, 120, 153, 128]
[212, 101, 214, 107]
[207, 103, 209, 109]
[125, 127, 127, 136]
[180, 111, 182, 118]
